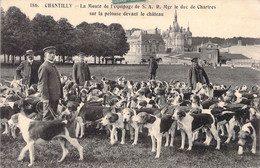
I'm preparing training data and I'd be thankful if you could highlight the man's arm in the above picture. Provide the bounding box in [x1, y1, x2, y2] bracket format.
[202, 68, 209, 84]
[38, 65, 49, 101]
[16, 62, 24, 79]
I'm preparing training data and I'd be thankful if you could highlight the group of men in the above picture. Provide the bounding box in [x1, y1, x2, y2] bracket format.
[148, 56, 209, 90]
[16, 47, 91, 121]
[16, 48, 209, 121]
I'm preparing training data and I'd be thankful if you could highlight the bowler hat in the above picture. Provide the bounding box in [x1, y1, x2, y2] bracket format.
[25, 50, 34, 57]
[191, 57, 198, 63]
[43, 46, 56, 52]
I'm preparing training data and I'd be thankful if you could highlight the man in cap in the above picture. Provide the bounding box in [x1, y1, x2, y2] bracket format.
[188, 57, 209, 90]
[16, 50, 41, 87]
[38, 46, 63, 120]
[72, 52, 91, 86]
[148, 56, 158, 80]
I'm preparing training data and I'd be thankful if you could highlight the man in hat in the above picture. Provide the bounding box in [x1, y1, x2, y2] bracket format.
[188, 57, 209, 90]
[148, 56, 158, 80]
[72, 52, 91, 86]
[38, 46, 63, 120]
[16, 50, 41, 87]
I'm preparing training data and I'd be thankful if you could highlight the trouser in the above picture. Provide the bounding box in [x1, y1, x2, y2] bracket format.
[42, 100, 59, 121]
[150, 74, 156, 80]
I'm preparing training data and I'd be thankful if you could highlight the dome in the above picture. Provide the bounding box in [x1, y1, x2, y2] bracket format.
[186, 27, 192, 36]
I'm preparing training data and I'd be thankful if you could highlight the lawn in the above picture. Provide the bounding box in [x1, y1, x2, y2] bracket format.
[1, 64, 259, 88]
[0, 64, 260, 168]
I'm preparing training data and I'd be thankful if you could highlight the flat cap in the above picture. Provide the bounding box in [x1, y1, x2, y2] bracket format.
[25, 50, 34, 56]
[43, 46, 56, 52]
[191, 57, 198, 62]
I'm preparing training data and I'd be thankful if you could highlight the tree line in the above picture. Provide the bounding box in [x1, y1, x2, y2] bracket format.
[192, 37, 260, 47]
[1, 6, 129, 64]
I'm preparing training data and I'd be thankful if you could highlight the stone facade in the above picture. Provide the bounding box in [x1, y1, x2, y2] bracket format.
[125, 29, 165, 64]
[199, 41, 219, 64]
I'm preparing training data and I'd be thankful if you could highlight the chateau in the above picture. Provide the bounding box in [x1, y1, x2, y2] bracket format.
[162, 10, 193, 52]
[124, 10, 192, 63]
[125, 29, 165, 64]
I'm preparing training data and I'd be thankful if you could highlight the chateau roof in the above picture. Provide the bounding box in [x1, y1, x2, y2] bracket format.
[219, 53, 249, 60]
[141, 33, 164, 44]
[200, 41, 219, 50]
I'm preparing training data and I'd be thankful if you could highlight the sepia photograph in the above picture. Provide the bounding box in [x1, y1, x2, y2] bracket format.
[0, 0, 260, 167]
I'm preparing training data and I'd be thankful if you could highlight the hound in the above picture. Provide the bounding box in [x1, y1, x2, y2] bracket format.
[8, 113, 83, 167]
[132, 112, 175, 158]
[101, 112, 125, 145]
[172, 109, 221, 151]
[238, 118, 259, 155]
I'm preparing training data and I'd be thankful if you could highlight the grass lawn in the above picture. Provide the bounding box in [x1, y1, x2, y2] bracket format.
[1, 64, 259, 88]
[1, 126, 260, 168]
[0, 64, 260, 168]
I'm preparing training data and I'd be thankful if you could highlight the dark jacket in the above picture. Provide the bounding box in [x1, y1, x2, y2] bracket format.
[148, 60, 158, 75]
[72, 62, 91, 85]
[16, 60, 41, 86]
[38, 61, 63, 101]
[188, 65, 209, 89]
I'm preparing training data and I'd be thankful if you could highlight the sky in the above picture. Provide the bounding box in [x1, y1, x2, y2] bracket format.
[1, 0, 260, 38]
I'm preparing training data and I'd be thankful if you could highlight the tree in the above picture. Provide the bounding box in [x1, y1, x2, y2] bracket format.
[1, 6, 32, 64]
[56, 18, 79, 63]
[108, 23, 129, 64]
[31, 14, 59, 62]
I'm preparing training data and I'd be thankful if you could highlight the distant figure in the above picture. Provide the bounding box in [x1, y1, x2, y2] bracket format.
[188, 57, 209, 90]
[73, 52, 91, 86]
[38, 46, 63, 121]
[231, 64, 234, 69]
[148, 56, 158, 80]
[16, 50, 41, 87]
[214, 63, 217, 69]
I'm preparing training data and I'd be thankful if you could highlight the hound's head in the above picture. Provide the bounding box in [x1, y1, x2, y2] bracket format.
[17, 99, 33, 111]
[240, 85, 248, 91]
[60, 101, 83, 119]
[172, 109, 186, 121]
[122, 108, 136, 122]
[101, 112, 119, 126]
[191, 95, 200, 104]
[132, 112, 156, 125]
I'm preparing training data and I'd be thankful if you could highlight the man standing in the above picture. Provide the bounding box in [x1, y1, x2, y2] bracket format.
[38, 46, 63, 120]
[16, 50, 41, 87]
[188, 57, 209, 90]
[72, 52, 91, 86]
[148, 56, 158, 80]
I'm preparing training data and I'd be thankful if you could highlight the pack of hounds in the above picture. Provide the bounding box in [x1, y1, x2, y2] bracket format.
[1, 76, 260, 167]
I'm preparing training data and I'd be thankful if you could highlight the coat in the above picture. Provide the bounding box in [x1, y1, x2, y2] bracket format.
[188, 65, 209, 90]
[72, 62, 91, 85]
[148, 60, 158, 75]
[16, 60, 41, 86]
[38, 61, 63, 101]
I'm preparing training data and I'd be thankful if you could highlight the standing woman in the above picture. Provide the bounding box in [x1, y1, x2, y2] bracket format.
[72, 52, 91, 86]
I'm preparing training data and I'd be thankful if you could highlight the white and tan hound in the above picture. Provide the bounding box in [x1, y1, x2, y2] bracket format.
[8, 113, 83, 167]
